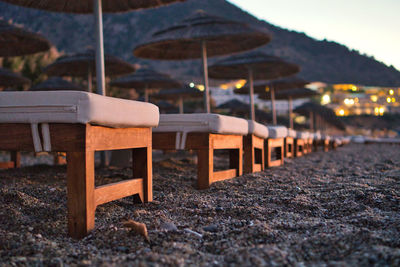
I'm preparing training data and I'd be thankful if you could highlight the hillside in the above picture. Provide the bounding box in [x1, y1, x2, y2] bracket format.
[1, 0, 400, 86]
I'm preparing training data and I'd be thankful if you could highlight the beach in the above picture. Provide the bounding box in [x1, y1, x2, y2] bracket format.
[0, 143, 399, 266]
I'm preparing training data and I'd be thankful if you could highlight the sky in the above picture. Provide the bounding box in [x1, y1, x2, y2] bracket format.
[227, 0, 400, 71]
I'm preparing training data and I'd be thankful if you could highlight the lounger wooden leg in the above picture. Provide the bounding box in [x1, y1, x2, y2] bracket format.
[197, 149, 213, 190]
[277, 145, 284, 165]
[229, 148, 242, 176]
[67, 151, 95, 239]
[11, 151, 21, 168]
[132, 147, 152, 203]
[243, 136, 254, 174]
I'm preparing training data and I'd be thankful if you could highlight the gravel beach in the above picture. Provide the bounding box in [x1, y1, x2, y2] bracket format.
[0, 144, 399, 266]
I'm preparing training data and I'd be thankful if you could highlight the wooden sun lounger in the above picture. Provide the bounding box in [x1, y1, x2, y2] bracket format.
[152, 114, 248, 189]
[0, 91, 159, 239]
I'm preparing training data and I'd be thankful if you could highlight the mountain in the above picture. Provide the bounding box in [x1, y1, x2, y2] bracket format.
[1, 0, 400, 87]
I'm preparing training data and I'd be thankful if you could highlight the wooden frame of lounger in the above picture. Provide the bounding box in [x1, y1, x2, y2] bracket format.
[153, 132, 243, 190]
[0, 123, 152, 239]
[265, 138, 284, 167]
[243, 134, 265, 174]
[313, 139, 329, 152]
[284, 137, 294, 158]
[294, 138, 305, 157]
[0, 151, 20, 169]
[306, 137, 313, 154]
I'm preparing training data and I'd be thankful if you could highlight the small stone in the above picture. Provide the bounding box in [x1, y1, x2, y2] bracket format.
[160, 222, 178, 232]
[117, 246, 129, 253]
[203, 224, 219, 233]
[215, 207, 224, 212]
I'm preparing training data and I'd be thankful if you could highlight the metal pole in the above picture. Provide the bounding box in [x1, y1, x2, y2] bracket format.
[249, 69, 255, 121]
[271, 86, 277, 125]
[201, 41, 210, 113]
[178, 96, 184, 114]
[94, 0, 105, 96]
[87, 66, 92, 92]
[288, 96, 293, 129]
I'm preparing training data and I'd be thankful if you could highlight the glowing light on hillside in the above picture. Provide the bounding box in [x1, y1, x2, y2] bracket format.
[189, 82, 195, 88]
[321, 94, 331, 105]
[387, 97, 392, 103]
[370, 95, 378, 102]
[196, 85, 205, 91]
[379, 107, 385, 115]
[389, 89, 394, 95]
[344, 98, 355, 105]
[392, 98, 396, 102]
[338, 109, 345, 116]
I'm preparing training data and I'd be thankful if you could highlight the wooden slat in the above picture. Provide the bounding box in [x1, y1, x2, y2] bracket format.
[0, 124, 35, 151]
[197, 148, 213, 190]
[269, 159, 282, 167]
[0, 161, 14, 169]
[87, 126, 151, 151]
[152, 132, 178, 150]
[253, 135, 264, 148]
[253, 164, 262, 172]
[213, 169, 237, 182]
[94, 178, 143, 207]
[132, 146, 152, 203]
[211, 134, 242, 149]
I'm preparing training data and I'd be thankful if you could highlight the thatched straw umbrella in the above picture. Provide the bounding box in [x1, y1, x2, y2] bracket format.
[110, 68, 181, 102]
[29, 77, 84, 91]
[44, 49, 136, 92]
[0, 67, 30, 88]
[134, 11, 271, 113]
[294, 102, 345, 131]
[0, 19, 51, 57]
[151, 85, 203, 113]
[239, 76, 309, 94]
[209, 51, 299, 122]
[257, 88, 319, 128]
[0, 0, 185, 96]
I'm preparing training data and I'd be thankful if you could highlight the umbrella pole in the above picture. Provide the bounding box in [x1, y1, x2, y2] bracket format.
[288, 96, 293, 129]
[201, 41, 211, 113]
[94, 0, 106, 96]
[249, 69, 255, 121]
[309, 111, 314, 131]
[178, 96, 184, 114]
[271, 86, 277, 125]
[87, 66, 92, 92]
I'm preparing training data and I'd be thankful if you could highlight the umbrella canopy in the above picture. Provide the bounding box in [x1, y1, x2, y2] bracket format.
[110, 68, 180, 89]
[294, 102, 346, 131]
[151, 85, 203, 113]
[0, 0, 185, 13]
[110, 68, 182, 102]
[238, 76, 309, 94]
[208, 52, 299, 80]
[29, 77, 84, 91]
[134, 11, 271, 113]
[255, 88, 318, 100]
[0, 19, 51, 57]
[0, 67, 30, 87]
[1, 0, 185, 99]
[134, 11, 271, 60]
[209, 51, 299, 121]
[151, 86, 203, 100]
[44, 49, 136, 77]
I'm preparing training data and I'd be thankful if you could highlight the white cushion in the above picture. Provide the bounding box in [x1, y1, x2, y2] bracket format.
[267, 126, 288, 138]
[287, 129, 296, 138]
[0, 91, 159, 128]
[322, 134, 331, 141]
[153, 113, 248, 135]
[296, 131, 309, 139]
[314, 132, 322, 140]
[248, 120, 269, 139]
